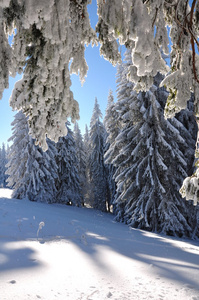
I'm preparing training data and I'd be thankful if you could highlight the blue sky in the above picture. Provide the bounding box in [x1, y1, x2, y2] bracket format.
[71, 1, 118, 134]
[0, 1, 118, 146]
[0, 75, 21, 146]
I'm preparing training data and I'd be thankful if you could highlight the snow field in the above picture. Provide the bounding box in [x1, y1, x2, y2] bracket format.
[0, 189, 199, 300]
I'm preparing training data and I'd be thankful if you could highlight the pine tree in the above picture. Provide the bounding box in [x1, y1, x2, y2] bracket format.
[0, 143, 8, 188]
[89, 98, 108, 212]
[111, 52, 198, 237]
[83, 124, 92, 205]
[55, 123, 82, 206]
[6, 111, 30, 198]
[73, 122, 86, 204]
[84, 124, 90, 157]
[104, 90, 118, 212]
[174, 97, 198, 177]
[25, 137, 58, 203]
[108, 50, 139, 220]
[6, 111, 58, 202]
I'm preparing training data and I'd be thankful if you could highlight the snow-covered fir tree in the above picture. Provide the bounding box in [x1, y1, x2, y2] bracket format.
[84, 124, 90, 157]
[104, 62, 129, 180]
[25, 137, 58, 203]
[110, 52, 199, 238]
[104, 90, 118, 212]
[6, 111, 30, 198]
[106, 50, 139, 220]
[83, 124, 92, 205]
[0, 143, 8, 188]
[6, 111, 58, 202]
[55, 123, 82, 206]
[88, 98, 108, 212]
[73, 122, 86, 204]
[173, 108, 198, 177]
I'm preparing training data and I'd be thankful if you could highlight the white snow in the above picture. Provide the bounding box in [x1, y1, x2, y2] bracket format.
[0, 188, 199, 300]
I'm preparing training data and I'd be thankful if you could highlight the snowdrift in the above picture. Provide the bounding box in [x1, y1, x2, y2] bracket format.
[0, 189, 199, 300]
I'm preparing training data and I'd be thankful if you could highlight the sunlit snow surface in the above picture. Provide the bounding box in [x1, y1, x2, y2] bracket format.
[0, 189, 199, 300]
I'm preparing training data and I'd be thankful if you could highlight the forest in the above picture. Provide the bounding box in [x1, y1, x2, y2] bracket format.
[0, 0, 199, 239]
[0, 48, 198, 239]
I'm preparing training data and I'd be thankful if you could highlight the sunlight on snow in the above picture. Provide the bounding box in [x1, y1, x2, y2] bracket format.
[86, 232, 109, 241]
[0, 253, 8, 264]
[137, 254, 199, 269]
[2, 241, 30, 251]
[0, 189, 13, 199]
[142, 230, 199, 255]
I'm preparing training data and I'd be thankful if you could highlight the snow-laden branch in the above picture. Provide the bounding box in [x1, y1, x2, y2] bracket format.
[2, 0, 97, 150]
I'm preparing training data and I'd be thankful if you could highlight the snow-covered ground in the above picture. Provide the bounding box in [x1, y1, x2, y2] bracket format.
[0, 189, 199, 300]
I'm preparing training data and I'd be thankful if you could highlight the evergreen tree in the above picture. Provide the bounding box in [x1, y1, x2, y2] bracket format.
[111, 52, 198, 237]
[0, 143, 8, 188]
[89, 98, 108, 212]
[25, 137, 58, 203]
[6, 111, 58, 202]
[175, 100, 198, 177]
[84, 124, 90, 157]
[6, 111, 30, 198]
[55, 123, 82, 206]
[108, 50, 139, 220]
[104, 90, 118, 212]
[73, 122, 86, 204]
[83, 124, 92, 205]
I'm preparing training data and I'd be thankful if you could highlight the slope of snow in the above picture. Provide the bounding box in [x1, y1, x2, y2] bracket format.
[0, 188, 199, 300]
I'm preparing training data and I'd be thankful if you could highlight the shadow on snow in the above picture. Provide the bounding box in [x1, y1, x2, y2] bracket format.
[0, 193, 199, 292]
